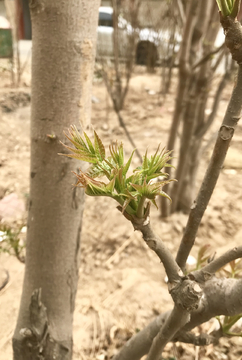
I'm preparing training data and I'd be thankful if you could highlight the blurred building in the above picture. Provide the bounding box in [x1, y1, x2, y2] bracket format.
[0, 0, 31, 40]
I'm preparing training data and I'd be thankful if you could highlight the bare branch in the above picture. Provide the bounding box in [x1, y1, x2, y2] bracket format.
[176, 0, 186, 25]
[113, 277, 242, 360]
[173, 330, 221, 345]
[176, 63, 242, 271]
[146, 306, 190, 360]
[131, 214, 182, 283]
[161, 0, 199, 216]
[195, 64, 233, 139]
[116, 112, 142, 163]
[192, 246, 242, 280]
[192, 43, 225, 70]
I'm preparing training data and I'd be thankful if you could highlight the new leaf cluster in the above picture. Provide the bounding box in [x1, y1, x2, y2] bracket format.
[216, 0, 241, 18]
[60, 126, 175, 218]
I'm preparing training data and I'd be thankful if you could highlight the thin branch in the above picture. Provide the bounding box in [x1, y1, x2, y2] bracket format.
[113, 277, 242, 360]
[195, 64, 233, 139]
[192, 43, 225, 70]
[100, 65, 142, 163]
[112, 311, 171, 360]
[131, 215, 182, 283]
[193, 246, 242, 280]
[176, 63, 242, 271]
[161, 0, 199, 217]
[176, 0, 186, 25]
[146, 306, 190, 360]
[173, 330, 221, 345]
[117, 111, 142, 163]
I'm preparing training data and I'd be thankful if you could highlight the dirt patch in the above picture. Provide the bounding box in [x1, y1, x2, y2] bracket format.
[0, 89, 31, 113]
[1, 66, 242, 360]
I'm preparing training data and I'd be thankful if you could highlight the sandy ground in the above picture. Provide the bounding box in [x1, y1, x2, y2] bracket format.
[0, 54, 242, 360]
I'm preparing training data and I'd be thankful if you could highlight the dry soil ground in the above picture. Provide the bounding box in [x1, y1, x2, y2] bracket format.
[0, 58, 242, 360]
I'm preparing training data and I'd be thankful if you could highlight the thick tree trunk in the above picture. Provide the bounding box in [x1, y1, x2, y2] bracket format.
[12, 1, 100, 359]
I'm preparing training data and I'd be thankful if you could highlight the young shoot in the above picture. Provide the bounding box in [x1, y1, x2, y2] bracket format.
[60, 127, 175, 219]
[216, 0, 241, 18]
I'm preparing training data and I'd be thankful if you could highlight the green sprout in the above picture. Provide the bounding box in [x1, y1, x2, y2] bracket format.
[60, 127, 176, 218]
[194, 244, 212, 271]
[217, 314, 242, 336]
[216, 0, 241, 18]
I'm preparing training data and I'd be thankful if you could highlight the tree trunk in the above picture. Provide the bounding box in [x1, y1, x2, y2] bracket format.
[161, 0, 225, 216]
[176, 137, 202, 212]
[12, 1, 100, 359]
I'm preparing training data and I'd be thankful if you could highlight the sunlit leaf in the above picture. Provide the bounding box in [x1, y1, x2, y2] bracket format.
[84, 132, 95, 154]
[60, 153, 97, 163]
[123, 149, 136, 176]
[94, 131, 105, 159]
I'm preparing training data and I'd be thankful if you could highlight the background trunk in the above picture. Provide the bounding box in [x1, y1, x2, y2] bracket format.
[161, 1, 228, 216]
[12, 1, 100, 359]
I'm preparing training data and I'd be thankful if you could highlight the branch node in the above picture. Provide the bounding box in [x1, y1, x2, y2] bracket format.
[219, 125, 234, 140]
[170, 279, 203, 311]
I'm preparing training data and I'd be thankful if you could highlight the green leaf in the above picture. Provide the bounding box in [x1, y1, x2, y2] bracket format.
[142, 149, 148, 171]
[94, 131, 105, 159]
[84, 132, 95, 154]
[222, 313, 242, 333]
[123, 149, 136, 176]
[59, 153, 97, 163]
[216, 0, 238, 17]
[231, 0, 241, 18]
[69, 125, 89, 150]
[62, 129, 175, 215]
[159, 190, 172, 202]
[106, 177, 116, 192]
[109, 142, 122, 166]
[63, 133, 88, 152]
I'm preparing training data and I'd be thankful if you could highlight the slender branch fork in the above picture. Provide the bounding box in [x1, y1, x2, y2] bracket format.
[114, 11, 242, 360]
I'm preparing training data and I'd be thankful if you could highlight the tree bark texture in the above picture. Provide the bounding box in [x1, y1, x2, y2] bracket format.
[12, 1, 100, 359]
[113, 275, 242, 360]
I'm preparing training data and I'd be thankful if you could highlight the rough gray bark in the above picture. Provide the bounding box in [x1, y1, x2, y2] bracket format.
[12, 1, 100, 359]
[113, 276, 242, 360]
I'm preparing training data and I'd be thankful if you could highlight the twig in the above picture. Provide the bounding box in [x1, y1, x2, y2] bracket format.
[113, 277, 242, 360]
[117, 111, 142, 163]
[130, 214, 182, 283]
[192, 43, 225, 70]
[173, 331, 219, 346]
[195, 65, 233, 139]
[101, 66, 142, 163]
[176, 0, 185, 25]
[0, 329, 14, 349]
[176, 63, 242, 271]
[192, 246, 242, 281]
[161, 0, 199, 216]
[146, 306, 190, 360]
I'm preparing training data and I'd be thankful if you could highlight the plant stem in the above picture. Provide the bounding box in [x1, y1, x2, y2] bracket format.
[132, 220, 182, 283]
[146, 306, 190, 360]
[136, 196, 146, 218]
